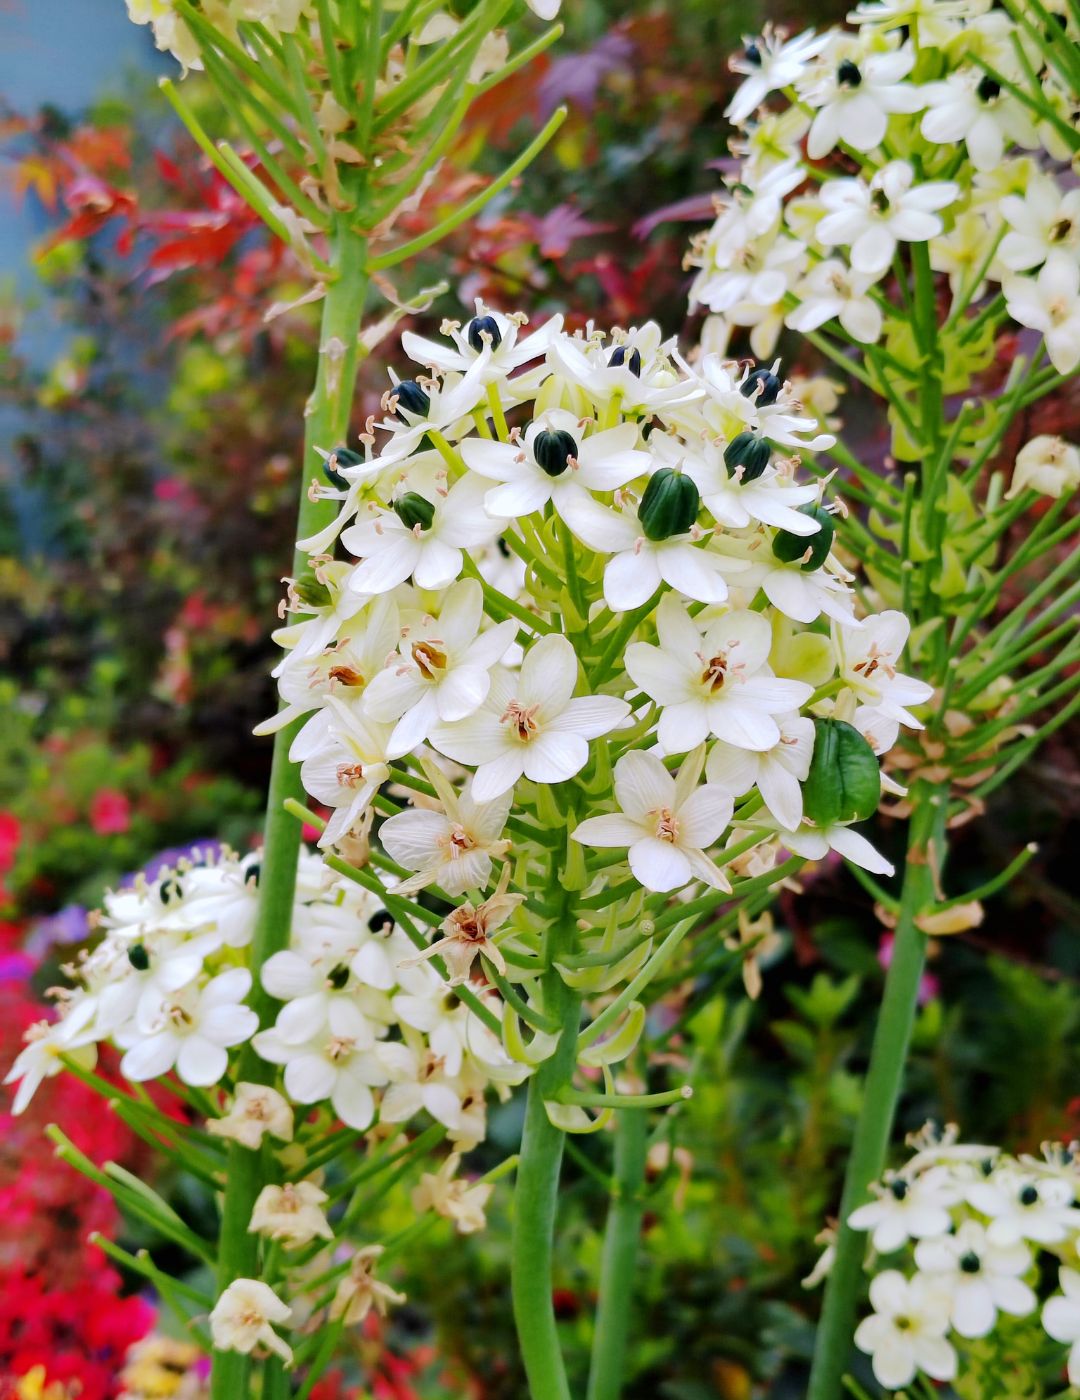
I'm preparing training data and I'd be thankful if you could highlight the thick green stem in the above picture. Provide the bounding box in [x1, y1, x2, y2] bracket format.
[806, 783, 947, 1400]
[586, 1108, 648, 1400]
[512, 914, 582, 1400]
[210, 224, 369, 1400]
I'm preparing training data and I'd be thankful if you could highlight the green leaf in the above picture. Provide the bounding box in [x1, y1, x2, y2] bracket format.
[802, 719, 881, 828]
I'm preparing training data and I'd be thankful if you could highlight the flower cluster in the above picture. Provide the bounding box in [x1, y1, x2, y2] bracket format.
[4, 844, 519, 1141]
[690, 2, 1080, 376]
[848, 1125, 1080, 1391]
[266, 304, 932, 963]
[127, 0, 561, 74]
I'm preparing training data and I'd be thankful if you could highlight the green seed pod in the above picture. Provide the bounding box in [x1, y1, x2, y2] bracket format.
[293, 573, 332, 609]
[127, 943, 150, 971]
[802, 718, 881, 828]
[393, 492, 436, 531]
[723, 431, 772, 482]
[323, 445, 363, 490]
[533, 429, 579, 477]
[639, 468, 701, 541]
[772, 504, 835, 571]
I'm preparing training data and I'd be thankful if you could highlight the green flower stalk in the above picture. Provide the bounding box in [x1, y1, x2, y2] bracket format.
[685, 2, 1080, 1393]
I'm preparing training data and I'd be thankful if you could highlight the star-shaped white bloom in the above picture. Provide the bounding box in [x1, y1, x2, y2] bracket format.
[1004, 252, 1080, 374]
[738, 543, 859, 626]
[375, 1041, 468, 1130]
[921, 67, 1038, 171]
[780, 817, 893, 875]
[402, 302, 562, 383]
[249, 1180, 334, 1249]
[3, 1015, 97, 1115]
[914, 1220, 1036, 1338]
[298, 697, 394, 848]
[548, 323, 703, 415]
[1005, 434, 1080, 501]
[624, 595, 813, 754]
[726, 27, 829, 125]
[460, 409, 649, 522]
[379, 771, 512, 897]
[787, 258, 884, 343]
[117, 968, 258, 1087]
[572, 747, 733, 892]
[362, 579, 516, 757]
[253, 1024, 390, 1131]
[999, 179, 1080, 272]
[835, 610, 933, 727]
[848, 1166, 961, 1251]
[341, 474, 502, 595]
[1044, 1268, 1080, 1386]
[429, 633, 631, 801]
[561, 493, 744, 610]
[853, 1270, 957, 1392]
[967, 1169, 1080, 1247]
[817, 160, 959, 276]
[706, 713, 814, 831]
[802, 45, 925, 159]
[671, 434, 822, 535]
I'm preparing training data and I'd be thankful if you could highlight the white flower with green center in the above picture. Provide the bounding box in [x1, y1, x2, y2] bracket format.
[999, 179, 1080, 272]
[836, 610, 934, 727]
[914, 1220, 1036, 1338]
[573, 748, 734, 892]
[374, 358, 493, 465]
[402, 303, 562, 383]
[853, 1270, 957, 1391]
[548, 323, 702, 415]
[252, 1024, 389, 1131]
[705, 713, 815, 832]
[849, 1166, 961, 1250]
[967, 1170, 1080, 1247]
[341, 475, 501, 595]
[1004, 252, 1080, 374]
[920, 68, 1038, 171]
[362, 579, 517, 757]
[561, 494, 745, 611]
[726, 28, 829, 125]
[379, 772, 513, 897]
[624, 595, 813, 754]
[1043, 1268, 1080, 1386]
[460, 409, 649, 522]
[670, 435, 822, 535]
[260, 922, 396, 1047]
[117, 968, 258, 1087]
[801, 45, 925, 160]
[816, 160, 959, 276]
[429, 633, 631, 801]
[737, 538, 859, 626]
[787, 258, 884, 343]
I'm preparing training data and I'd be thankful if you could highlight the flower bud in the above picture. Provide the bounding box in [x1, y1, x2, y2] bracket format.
[391, 380, 431, 419]
[639, 467, 700, 541]
[608, 345, 642, 377]
[740, 365, 783, 406]
[533, 429, 579, 477]
[467, 315, 503, 353]
[723, 431, 772, 482]
[393, 492, 436, 531]
[772, 504, 835, 570]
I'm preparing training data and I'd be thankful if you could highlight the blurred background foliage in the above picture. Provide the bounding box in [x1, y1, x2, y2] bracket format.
[1, 1, 1078, 1396]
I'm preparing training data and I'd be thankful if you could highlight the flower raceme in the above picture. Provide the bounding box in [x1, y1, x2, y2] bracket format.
[690, 2, 1080, 381]
[842, 1128, 1080, 1393]
[266, 307, 931, 919]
